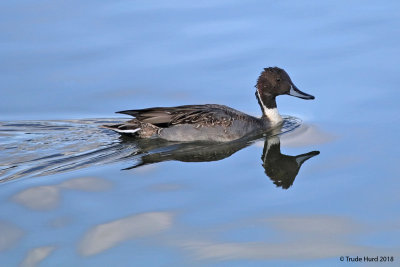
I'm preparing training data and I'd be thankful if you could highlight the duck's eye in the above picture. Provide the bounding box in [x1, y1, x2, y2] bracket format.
[276, 78, 281, 82]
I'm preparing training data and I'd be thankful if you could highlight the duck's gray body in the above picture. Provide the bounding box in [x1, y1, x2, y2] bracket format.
[104, 67, 315, 142]
[105, 104, 270, 142]
[159, 120, 263, 142]
[158, 106, 268, 142]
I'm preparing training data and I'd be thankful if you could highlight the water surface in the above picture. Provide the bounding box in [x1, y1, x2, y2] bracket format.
[0, 0, 399, 266]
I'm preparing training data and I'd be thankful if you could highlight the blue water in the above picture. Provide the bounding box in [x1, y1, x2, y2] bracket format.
[1, 1, 400, 266]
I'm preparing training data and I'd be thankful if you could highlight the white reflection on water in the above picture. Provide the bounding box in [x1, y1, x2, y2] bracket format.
[20, 246, 55, 267]
[11, 176, 112, 211]
[0, 221, 24, 252]
[12, 185, 60, 211]
[255, 123, 335, 148]
[280, 124, 336, 147]
[78, 212, 173, 256]
[174, 215, 391, 261]
[179, 240, 367, 260]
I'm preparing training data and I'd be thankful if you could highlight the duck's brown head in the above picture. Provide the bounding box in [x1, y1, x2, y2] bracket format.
[256, 67, 314, 108]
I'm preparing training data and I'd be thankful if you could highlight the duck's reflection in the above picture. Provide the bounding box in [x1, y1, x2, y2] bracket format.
[261, 136, 319, 189]
[120, 130, 319, 190]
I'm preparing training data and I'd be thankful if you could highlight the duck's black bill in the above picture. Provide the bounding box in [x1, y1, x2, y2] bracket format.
[288, 85, 315, 100]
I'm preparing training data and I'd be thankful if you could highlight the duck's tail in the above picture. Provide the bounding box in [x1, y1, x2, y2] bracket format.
[102, 119, 160, 138]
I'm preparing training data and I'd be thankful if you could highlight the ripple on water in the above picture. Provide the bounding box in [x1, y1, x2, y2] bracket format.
[0, 117, 301, 183]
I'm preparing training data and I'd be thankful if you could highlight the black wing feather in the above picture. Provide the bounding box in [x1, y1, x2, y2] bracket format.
[117, 104, 243, 127]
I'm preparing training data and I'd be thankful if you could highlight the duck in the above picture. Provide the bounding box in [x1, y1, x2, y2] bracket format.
[103, 67, 315, 142]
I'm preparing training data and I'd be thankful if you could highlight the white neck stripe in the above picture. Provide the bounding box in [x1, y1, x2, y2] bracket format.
[257, 90, 282, 124]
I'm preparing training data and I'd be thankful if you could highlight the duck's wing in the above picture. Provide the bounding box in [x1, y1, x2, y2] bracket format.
[117, 104, 247, 127]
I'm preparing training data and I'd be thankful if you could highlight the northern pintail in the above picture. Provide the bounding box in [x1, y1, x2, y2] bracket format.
[104, 67, 315, 142]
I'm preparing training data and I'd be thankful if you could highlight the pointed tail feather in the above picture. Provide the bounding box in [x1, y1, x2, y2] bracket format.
[116, 110, 141, 117]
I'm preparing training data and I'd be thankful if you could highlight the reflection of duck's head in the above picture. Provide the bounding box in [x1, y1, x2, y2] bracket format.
[262, 136, 319, 189]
